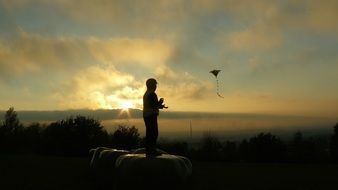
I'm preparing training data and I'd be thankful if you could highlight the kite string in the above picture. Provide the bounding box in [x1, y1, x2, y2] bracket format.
[216, 78, 224, 98]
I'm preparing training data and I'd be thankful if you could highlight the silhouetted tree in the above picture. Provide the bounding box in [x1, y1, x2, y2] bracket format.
[110, 125, 140, 150]
[330, 122, 338, 162]
[221, 141, 238, 161]
[197, 132, 223, 161]
[240, 133, 285, 162]
[238, 139, 250, 161]
[1, 107, 22, 135]
[308, 136, 329, 162]
[293, 131, 303, 145]
[288, 131, 324, 162]
[41, 115, 109, 156]
[23, 122, 43, 153]
[0, 107, 24, 151]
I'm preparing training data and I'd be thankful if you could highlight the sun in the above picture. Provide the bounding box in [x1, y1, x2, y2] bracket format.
[118, 100, 134, 118]
[119, 101, 134, 110]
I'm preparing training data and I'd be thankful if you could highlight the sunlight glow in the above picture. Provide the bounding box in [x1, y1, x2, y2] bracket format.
[119, 101, 134, 110]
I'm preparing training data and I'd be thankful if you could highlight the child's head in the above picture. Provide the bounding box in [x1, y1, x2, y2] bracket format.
[146, 78, 157, 90]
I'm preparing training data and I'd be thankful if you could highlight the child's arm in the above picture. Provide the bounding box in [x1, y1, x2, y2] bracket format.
[148, 93, 168, 109]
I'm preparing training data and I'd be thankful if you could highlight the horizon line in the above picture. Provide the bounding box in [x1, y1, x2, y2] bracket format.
[0, 108, 335, 120]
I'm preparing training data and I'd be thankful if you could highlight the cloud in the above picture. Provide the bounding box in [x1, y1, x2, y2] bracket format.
[55, 65, 214, 110]
[0, 29, 91, 81]
[52, 63, 214, 110]
[216, 0, 338, 51]
[248, 56, 264, 68]
[220, 1, 287, 50]
[0, 0, 31, 9]
[87, 37, 173, 67]
[0, 29, 175, 80]
[86, 36, 180, 89]
[55, 0, 189, 24]
[3, 0, 337, 54]
[0, 0, 190, 35]
[156, 71, 214, 100]
[203, 0, 338, 32]
[2, 0, 337, 115]
[227, 23, 284, 50]
[3, 0, 338, 33]
[54, 65, 144, 109]
[286, 0, 338, 32]
[166, 81, 213, 100]
[0, 28, 212, 110]
[292, 47, 338, 66]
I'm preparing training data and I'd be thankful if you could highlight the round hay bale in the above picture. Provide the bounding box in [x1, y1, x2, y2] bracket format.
[115, 153, 192, 190]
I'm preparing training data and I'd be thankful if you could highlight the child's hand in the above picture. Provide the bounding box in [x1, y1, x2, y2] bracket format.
[159, 98, 168, 109]
[159, 98, 164, 104]
[160, 104, 168, 109]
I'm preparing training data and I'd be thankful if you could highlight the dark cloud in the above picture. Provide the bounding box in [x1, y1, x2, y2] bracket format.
[0, 29, 93, 81]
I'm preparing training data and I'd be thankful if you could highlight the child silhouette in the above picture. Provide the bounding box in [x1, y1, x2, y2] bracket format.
[143, 78, 167, 156]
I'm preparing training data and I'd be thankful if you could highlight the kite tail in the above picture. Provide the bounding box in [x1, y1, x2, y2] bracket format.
[216, 79, 224, 98]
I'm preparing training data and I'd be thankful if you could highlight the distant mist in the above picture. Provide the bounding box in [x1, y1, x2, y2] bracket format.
[0, 108, 329, 122]
[0, 109, 336, 140]
[0, 109, 140, 122]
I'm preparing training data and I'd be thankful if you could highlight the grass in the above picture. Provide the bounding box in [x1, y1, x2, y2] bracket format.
[191, 161, 338, 190]
[1, 154, 338, 190]
[0, 154, 94, 190]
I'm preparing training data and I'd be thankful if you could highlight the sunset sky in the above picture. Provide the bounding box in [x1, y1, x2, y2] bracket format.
[1, 0, 338, 118]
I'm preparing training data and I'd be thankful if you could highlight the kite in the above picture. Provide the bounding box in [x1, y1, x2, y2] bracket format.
[210, 69, 224, 98]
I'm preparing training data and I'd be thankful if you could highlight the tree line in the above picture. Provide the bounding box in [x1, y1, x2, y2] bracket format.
[1, 107, 338, 163]
[0, 107, 139, 156]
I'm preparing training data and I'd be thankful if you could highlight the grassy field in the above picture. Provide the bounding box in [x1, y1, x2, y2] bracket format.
[1, 154, 338, 190]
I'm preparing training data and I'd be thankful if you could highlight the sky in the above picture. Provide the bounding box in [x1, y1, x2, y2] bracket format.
[0, 0, 338, 118]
